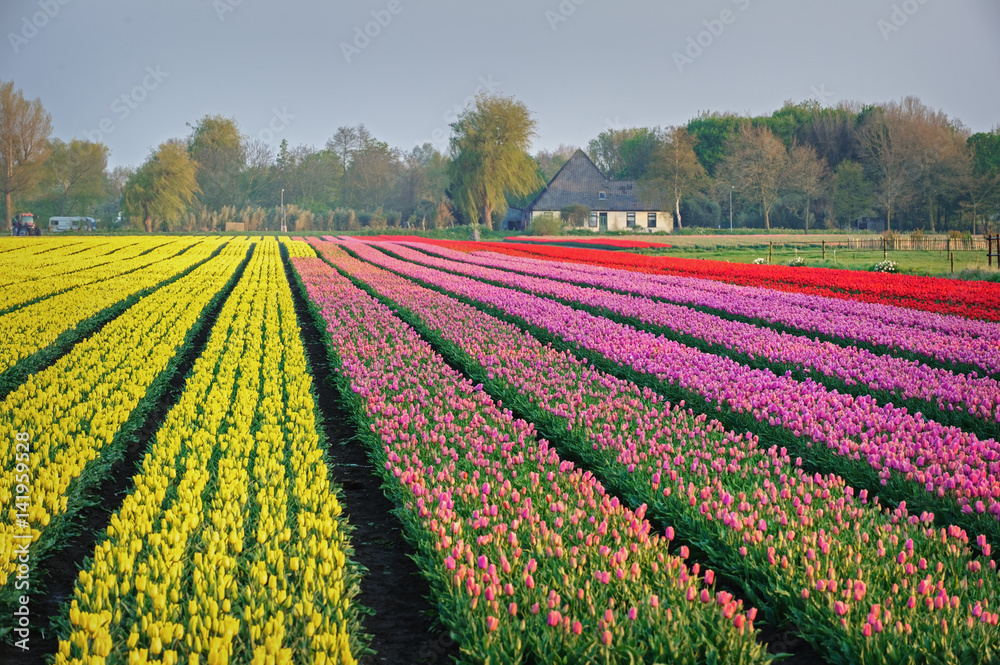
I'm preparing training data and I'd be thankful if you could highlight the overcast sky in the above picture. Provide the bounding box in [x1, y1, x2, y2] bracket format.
[2, 0, 998, 168]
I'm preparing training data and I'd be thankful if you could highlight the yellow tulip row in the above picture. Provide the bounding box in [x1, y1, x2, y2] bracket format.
[0, 236, 63, 255]
[56, 238, 361, 665]
[0, 238, 253, 588]
[0, 237, 99, 283]
[0, 237, 136, 287]
[281, 239, 319, 258]
[0, 237, 228, 375]
[0, 238, 192, 311]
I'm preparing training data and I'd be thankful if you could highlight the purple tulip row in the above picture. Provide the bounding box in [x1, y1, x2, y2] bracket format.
[315, 240, 1000, 661]
[376, 242, 1000, 427]
[292, 254, 766, 663]
[405, 241, 1000, 376]
[329, 240, 1000, 524]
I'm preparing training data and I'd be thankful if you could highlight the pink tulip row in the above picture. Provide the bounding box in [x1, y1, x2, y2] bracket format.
[314, 241, 1000, 661]
[291, 254, 767, 664]
[327, 240, 1000, 524]
[379, 242, 1000, 428]
[406, 241, 1000, 376]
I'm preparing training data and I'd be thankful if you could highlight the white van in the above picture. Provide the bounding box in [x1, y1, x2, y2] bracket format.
[49, 216, 95, 232]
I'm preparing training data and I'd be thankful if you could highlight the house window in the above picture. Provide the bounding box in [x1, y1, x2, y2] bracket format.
[599, 191, 606, 200]
[589, 212, 598, 228]
[647, 213, 657, 228]
[626, 213, 636, 228]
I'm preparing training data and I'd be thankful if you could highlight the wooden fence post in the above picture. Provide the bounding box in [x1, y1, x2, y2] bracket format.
[768, 242, 772, 264]
[822, 240, 826, 260]
[883, 238, 887, 260]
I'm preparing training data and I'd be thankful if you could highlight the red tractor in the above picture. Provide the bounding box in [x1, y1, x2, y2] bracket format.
[12, 212, 39, 236]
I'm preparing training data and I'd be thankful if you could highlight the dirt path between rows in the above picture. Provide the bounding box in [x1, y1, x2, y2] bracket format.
[283, 252, 459, 665]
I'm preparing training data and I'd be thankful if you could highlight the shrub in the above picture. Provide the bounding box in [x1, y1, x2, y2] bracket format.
[529, 212, 563, 236]
[871, 259, 899, 273]
[560, 204, 590, 228]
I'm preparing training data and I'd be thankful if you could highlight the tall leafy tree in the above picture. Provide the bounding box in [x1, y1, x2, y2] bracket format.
[449, 93, 541, 240]
[799, 103, 861, 171]
[344, 137, 401, 211]
[686, 112, 742, 176]
[832, 160, 874, 229]
[42, 139, 109, 215]
[123, 139, 200, 232]
[400, 144, 450, 218]
[0, 80, 52, 229]
[764, 100, 823, 146]
[188, 114, 244, 210]
[642, 126, 707, 229]
[717, 123, 788, 230]
[587, 127, 658, 180]
[616, 128, 660, 180]
[964, 129, 1000, 233]
[272, 143, 338, 212]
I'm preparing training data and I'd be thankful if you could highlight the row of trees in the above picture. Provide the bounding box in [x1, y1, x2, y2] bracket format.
[2, 77, 997, 234]
[591, 98, 1000, 233]
[119, 117, 457, 232]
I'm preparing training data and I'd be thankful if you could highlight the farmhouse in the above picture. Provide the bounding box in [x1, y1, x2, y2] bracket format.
[505, 149, 668, 232]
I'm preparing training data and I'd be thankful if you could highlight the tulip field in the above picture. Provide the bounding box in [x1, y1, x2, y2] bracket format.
[1, 235, 999, 664]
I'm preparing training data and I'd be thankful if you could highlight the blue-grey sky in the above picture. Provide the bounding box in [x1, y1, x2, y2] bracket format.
[2, 0, 998, 168]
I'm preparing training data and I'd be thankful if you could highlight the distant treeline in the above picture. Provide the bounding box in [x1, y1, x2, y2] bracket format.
[3, 82, 998, 234]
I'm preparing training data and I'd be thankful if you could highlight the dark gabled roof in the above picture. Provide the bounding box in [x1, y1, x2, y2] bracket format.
[528, 149, 657, 212]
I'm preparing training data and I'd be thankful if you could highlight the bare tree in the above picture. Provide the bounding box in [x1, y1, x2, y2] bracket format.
[535, 144, 576, 181]
[0, 80, 52, 229]
[326, 124, 372, 202]
[907, 106, 969, 232]
[859, 97, 975, 232]
[108, 165, 135, 199]
[858, 99, 920, 232]
[783, 143, 829, 233]
[718, 123, 788, 230]
[642, 126, 707, 230]
[241, 136, 275, 207]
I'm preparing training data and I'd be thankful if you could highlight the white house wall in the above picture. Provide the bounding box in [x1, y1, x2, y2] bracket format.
[531, 210, 671, 233]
